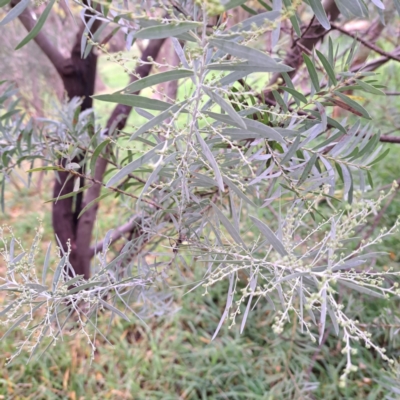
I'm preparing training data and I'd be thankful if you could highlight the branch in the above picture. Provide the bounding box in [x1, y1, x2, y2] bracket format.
[379, 135, 400, 144]
[331, 22, 400, 63]
[89, 215, 141, 258]
[73, 38, 167, 278]
[352, 47, 400, 72]
[12, 0, 66, 75]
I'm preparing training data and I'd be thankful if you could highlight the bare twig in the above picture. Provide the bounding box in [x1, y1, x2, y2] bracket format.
[380, 135, 400, 144]
[89, 215, 141, 258]
[331, 22, 400, 63]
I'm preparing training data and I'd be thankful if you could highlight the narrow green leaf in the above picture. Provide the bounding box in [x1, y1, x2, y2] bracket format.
[77, 192, 112, 219]
[275, 271, 308, 284]
[203, 87, 246, 129]
[316, 50, 337, 85]
[15, 0, 56, 50]
[332, 91, 371, 119]
[258, 0, 272, 10]
[281, 134, 301, 164]
[367, 170, 374, 188]
[350, 133, 378, 161]
[210, 38, 292, 72]
[52, 256, 65, 292]
[91, 138, 111, 176]
[223, 176, 256, 207]
[223, 0, 248, 10]
[196, 132, 224, 191]
[355, 79, 385, 96]
[134, 22, 201, 40]
[297, 153, 318, 187]
[327, 305, 339, 335]
[1, 305, 41, 340]
[309, 0, 330, 29]
[241, 4, 257, 14]
[93, 93, 174, 111]
[42, 242, 51, 285]
[249, 215, 287, 256]
[64, 275, 84, 287]
[131, 101, 187, 141]
[328, 37, 334, 67]
[99, 299, 130, 322]
[26, 166, 62, 173]
[281, 87, 308, 104]
[338, 280, 385, 298]
[207, 61, 293, 73]
[210, 112, 284, 142]
[68, 281, 105, 294]
[313, 131, 343, 151]
[367, 148, 390, 166]
[106, 141, 168, 187]
[211, 202, 245, 247]
[44, 184, 91, 203]
[283, 0, 301, 37]
[122, 69, 193, 93]
[272, 90, 288, 113]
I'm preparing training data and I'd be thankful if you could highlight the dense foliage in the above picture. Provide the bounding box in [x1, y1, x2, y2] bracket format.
[1, 0, 400, 393]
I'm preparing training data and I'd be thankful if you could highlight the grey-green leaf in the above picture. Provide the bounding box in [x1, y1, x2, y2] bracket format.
[196, 131, 224, 191]
[249, 215, 287, 256]
[122, 69, 193, 93]
[207, 61, 293, 73]
[15, 0, 56, 50]
[281, 134, 301, 164]
[316, 50, 337, 85]
[355, 79, 385, 96]
[338, 280, 385, 298]
[99, 299, 130, 322]
[91, 138, 111, 176]
[203, 87, 246, 129]
[0, 0, 29, 27]
[93, 93, 174, 112]
[130, 101, 187, 141]
[333, 91, 371, 119]
[211, 202, 245, 247]
[209, 38, 292, 72]
[297, 153, 318, 187]
[134, 22, 201, 40]
[106, 141, 169, 187]
[302, 53, 320, 92]
[42, 241, 51, 285]
[223, 176, 256, 207]
[52, 255, 65, 292]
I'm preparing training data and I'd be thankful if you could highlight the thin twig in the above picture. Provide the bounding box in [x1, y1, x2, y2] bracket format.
[379, 135, 400, 144]
[331, 22, 400, 63]
[63, 167, 163, 209]
[89, 215, 141, 258]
